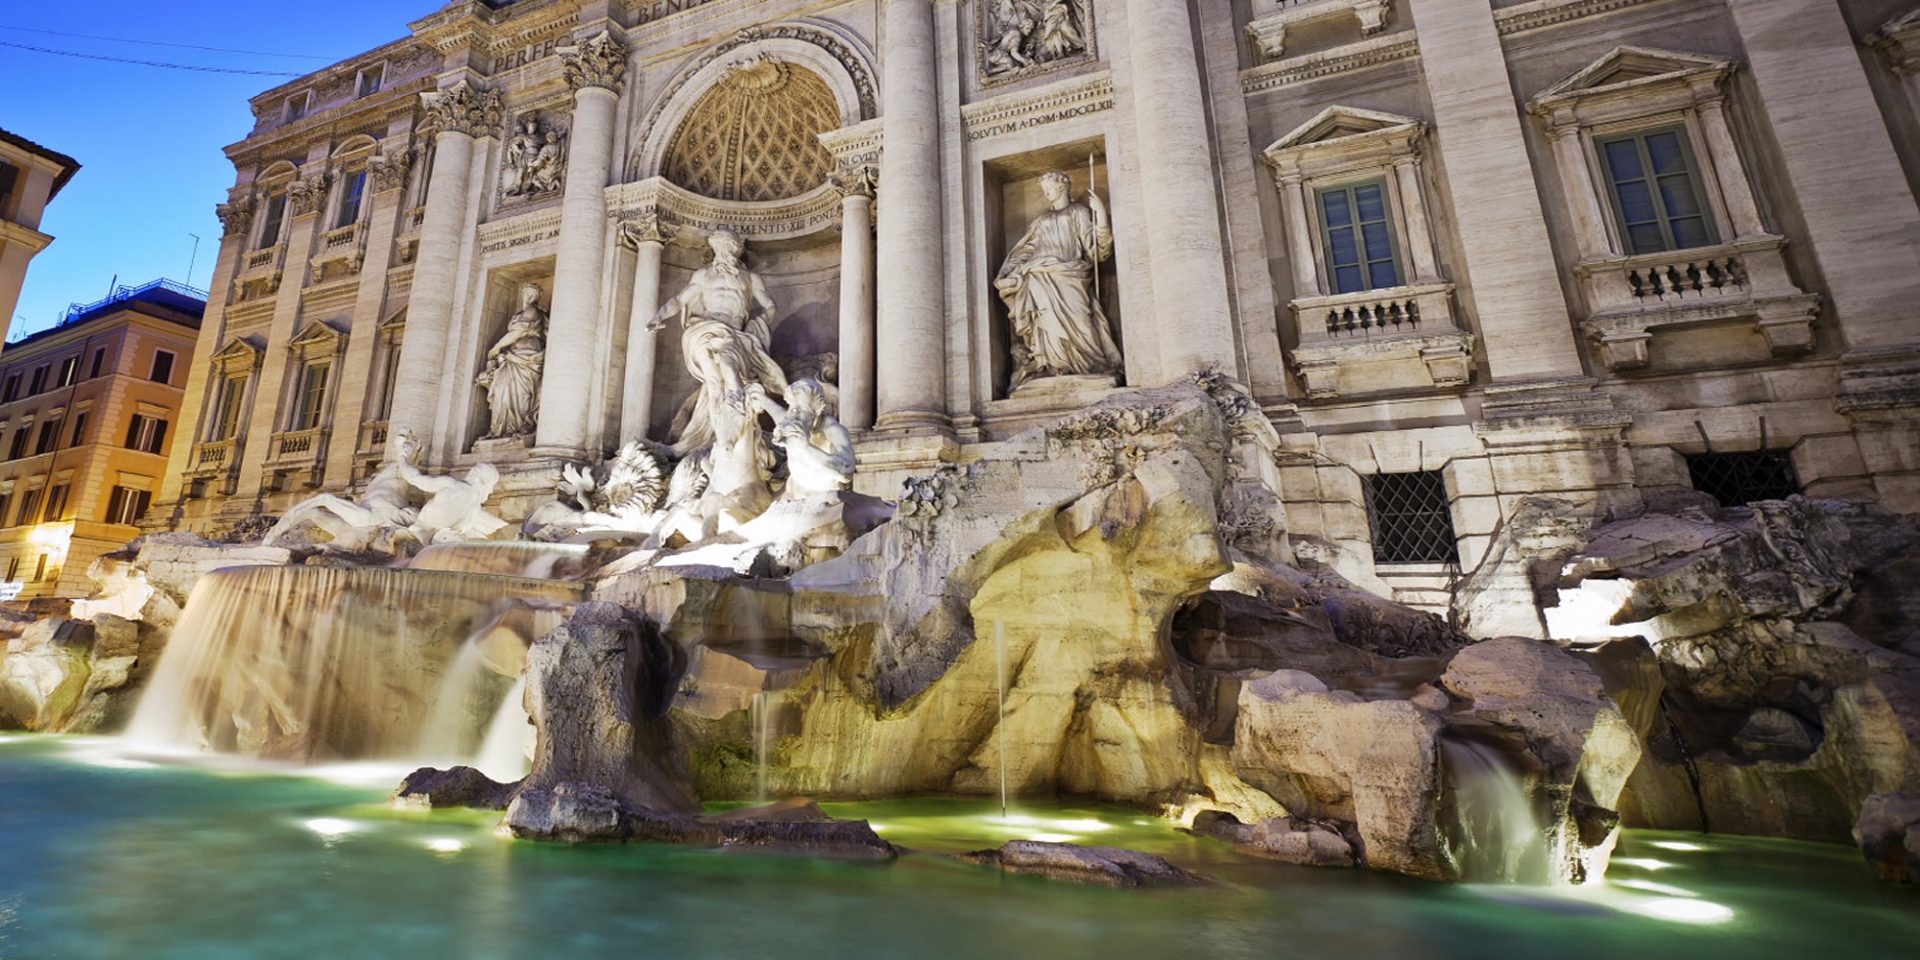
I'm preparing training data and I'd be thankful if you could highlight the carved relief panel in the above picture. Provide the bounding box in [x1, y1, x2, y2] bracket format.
[977, 0, 1097, 87]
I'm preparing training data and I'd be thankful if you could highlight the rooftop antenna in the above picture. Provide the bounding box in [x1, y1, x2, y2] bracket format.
[187, 233, 201, 288]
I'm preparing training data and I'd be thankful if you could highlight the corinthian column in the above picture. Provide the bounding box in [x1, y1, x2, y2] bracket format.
[535, 28, 628, 456]
[834, 162, 877, 432]
[873, 0, 948, 432]
[1123, 0, 1236, 379]
[618, 214, 671, 445]
[388, 80, 500, 453]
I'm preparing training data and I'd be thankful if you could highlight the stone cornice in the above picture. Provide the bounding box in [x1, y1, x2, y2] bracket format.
[1873, 8, 1920, 75]
[1241, 32, 1418, 94]
[605, 176, 843, 242]
[1494, 0, 1684, 37]
[961, 71, 1114, 142]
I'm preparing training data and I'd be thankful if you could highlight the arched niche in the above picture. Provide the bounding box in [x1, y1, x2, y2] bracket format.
[625, 21, 877, 184]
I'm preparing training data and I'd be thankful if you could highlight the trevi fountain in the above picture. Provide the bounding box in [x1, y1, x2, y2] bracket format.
[5, 0, 1920, 956]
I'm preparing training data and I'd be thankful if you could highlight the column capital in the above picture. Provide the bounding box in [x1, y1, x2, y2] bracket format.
[617, 212, 675, 249]
[286, 169, 332, 218]
[561, 29, 629, 96]
[367, 151, 414, 194]
[422, 80, 504, 138]
[831, 160, 878, 200]
[216, 193, 257, 238]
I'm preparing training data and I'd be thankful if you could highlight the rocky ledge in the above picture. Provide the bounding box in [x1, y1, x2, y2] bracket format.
[957, 840, 1208, 887]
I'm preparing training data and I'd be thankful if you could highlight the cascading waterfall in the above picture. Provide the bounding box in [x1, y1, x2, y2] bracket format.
[994, 620, 1009, 819]
[750, 690, 777, 804]
[1440, 734, 1549, 884]
[126, 565, 580, 763]
[474, 676, 532, 783]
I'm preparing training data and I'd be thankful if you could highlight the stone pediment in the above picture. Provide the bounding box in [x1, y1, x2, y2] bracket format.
[1263, 106, 1424, 179]
[211, 335, 264, 364]
[1535, 46, 1732, 103]
[287, 319, 348, 352]
[1269, 105, 1422, 153]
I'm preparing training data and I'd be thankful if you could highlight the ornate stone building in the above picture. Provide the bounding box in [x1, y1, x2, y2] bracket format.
[0, 127, 81, 346]
[159, 0, 1920, 610]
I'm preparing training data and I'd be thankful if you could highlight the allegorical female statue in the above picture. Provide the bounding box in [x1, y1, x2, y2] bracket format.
[477, 282, 547, 438]
[650, 229, 789, 455]
[995, 170, 1122, 392]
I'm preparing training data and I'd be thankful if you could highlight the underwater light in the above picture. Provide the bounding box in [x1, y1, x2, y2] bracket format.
[1052, 818, 1112, 832]
[1635, 897, 1734, 924]
[1026, 832, 1079, 843]
[1612, 857, 1674, 871]
[1649, 840, 1705, 852]
[303, 818, 361, 839]
[423, 837, 466, 854]
[1612, 879, 1696, 898]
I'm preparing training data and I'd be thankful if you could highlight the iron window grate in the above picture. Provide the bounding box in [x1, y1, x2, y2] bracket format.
[1685, 451, 1799, 507]
[1364, 470, 1457, 565]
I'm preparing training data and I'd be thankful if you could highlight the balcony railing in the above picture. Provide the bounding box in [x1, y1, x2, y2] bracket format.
[266, 426, 329, 467]
[357, 419, 389, 455]
[193, 438, 235, 468]
[1293, 282, 1455, 346]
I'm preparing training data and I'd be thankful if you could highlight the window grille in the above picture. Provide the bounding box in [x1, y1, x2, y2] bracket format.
[1685, 451, 1799, 507]
[1363, 470, 1457, 564]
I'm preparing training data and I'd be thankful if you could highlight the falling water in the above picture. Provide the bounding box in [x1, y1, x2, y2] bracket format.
[994, 621, 1008, 819]
[126, 565, 581, 762]
[473, 676, 532, 783]
[409, 541, 591, 579]
[413, 638, 502, 765]
[1440, 734, 1549, 884]
[750, 690, 775, 804]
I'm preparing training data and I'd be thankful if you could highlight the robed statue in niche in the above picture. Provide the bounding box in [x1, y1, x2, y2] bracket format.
[477, 282, 547, 438]
[650, 229, 790, 456]
[995, 170, 1122, 392]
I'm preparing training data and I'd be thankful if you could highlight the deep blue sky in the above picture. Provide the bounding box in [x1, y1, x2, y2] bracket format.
[1, 3, 422, 340]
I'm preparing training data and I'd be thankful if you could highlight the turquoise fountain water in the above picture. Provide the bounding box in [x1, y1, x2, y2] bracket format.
[1, 735, 1914, 960]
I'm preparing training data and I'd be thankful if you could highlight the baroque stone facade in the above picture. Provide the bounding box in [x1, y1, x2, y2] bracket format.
[158, 0, 1920, 615]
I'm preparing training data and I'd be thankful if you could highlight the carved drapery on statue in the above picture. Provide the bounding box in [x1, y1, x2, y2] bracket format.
[477, 282, 548, 439]
[650, 230, 790, 455]
[996, 170, 1121, 391]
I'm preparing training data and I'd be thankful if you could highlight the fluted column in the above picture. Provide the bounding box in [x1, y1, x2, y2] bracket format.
[1124, 0, 1236, 378]
[834, 163, 877, 432]
[536, 29, 627, 455]
[388, 80, 499, 454]
[873, 0, 947, 432]
[618, 214, 671, 445]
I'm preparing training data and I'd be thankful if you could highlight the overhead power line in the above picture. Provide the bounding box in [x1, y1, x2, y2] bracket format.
[0, 24, 335, 60]
[0, 40, 306, 77]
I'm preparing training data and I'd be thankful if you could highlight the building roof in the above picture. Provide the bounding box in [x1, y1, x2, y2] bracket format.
[1, 280, 204, 355]
[0, 127, 81, 200]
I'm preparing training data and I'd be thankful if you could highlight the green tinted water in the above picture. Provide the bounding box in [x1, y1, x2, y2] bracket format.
[1, 735, 1913, 959]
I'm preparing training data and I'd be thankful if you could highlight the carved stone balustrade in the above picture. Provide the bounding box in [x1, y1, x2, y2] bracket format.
[1575, 235, 1820, 372]
[1288, 280, 1473, 400]
[309, 223, 367, 284]
[265, 427, 331, 487]
[184, 438, 243, 497]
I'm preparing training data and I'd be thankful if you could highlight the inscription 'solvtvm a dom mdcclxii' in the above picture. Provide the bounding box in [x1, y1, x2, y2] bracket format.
[162, 0, 1920, 609]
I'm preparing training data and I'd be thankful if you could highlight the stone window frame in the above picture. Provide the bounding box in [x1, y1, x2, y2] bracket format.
[356, 62, 386, 99]
[250, 161, 301, 256]
[199, 337, 263, 445]
[284, 91, 310, 125]
[1529, 46, 1820, 372]
[1529, 47, 1766, 262]
[279, 321, 349, 435]
[1246, 0, 1393, 62]
[1262, 106, 1471, 400]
